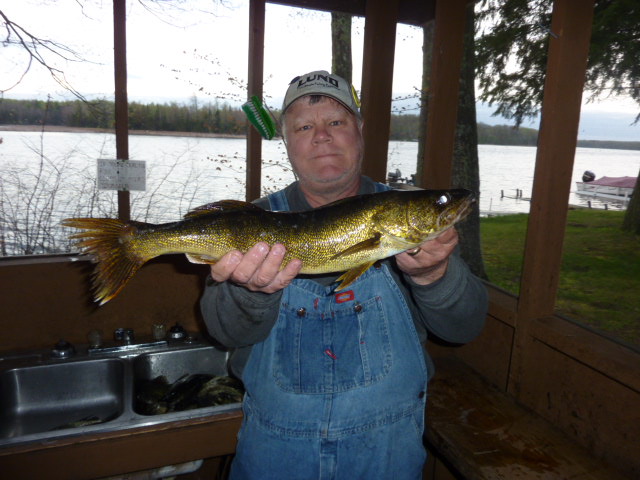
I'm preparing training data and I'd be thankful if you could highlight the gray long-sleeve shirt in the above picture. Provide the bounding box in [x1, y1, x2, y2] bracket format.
[200, 177, 488, 380]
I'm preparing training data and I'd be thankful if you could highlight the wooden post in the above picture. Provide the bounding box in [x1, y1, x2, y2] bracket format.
[420, 0, 468, 189]
[510, 0, 595, 393]
[360, 0, 399, 183]
[246, 0, 266, 201]
[113, 0, 130, 221]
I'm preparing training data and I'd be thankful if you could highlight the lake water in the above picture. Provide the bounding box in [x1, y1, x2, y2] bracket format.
[1, 130, 638, 255]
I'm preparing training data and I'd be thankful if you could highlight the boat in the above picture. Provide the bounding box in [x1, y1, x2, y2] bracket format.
[575, 172, 635, 203]
[386, 168, 416, 188]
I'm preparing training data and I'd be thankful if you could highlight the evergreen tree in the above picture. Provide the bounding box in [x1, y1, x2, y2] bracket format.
[476, 0, 640, 233]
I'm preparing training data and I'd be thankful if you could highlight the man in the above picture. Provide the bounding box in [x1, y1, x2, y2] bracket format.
[201, 70, 487, 479]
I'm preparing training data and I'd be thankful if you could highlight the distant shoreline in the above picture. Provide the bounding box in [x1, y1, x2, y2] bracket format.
[0, 124, 245, 139]
[1, 124, 638, 151]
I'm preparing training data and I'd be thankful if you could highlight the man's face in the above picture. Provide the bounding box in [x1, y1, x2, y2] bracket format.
[283, 96, 363, 200]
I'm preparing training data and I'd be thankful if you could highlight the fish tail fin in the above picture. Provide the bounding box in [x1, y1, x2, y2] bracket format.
[62, 218, 149, 305]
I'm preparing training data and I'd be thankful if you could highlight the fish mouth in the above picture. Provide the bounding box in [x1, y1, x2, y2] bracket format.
[436, 196, 475, 231]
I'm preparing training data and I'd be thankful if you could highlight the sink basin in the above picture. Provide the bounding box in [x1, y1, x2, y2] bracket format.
[132, 345, 238, 415]
[0, 340, 241, 448]
[0, 358, 125, 439]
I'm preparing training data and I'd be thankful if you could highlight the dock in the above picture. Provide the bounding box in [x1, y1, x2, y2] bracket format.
[500, 189, 531, 201]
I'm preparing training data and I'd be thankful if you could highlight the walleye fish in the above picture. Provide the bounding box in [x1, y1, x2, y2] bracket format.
[63, 188, 474, 305]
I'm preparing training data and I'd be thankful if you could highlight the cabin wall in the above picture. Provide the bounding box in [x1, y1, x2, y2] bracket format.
[514, 318, 640, 475]
[0, 255, 209, 354]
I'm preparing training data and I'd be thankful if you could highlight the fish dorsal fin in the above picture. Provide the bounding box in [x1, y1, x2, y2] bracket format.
[330, 232, 382, 260]
[184, 200, 262, 219]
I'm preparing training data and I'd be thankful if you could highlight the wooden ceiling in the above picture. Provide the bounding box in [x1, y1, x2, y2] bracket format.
[268, 0, 436, 26]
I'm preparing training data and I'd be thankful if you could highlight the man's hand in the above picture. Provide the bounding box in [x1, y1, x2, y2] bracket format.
[209, 242, 302, 294]
[395, 228, 459, 285]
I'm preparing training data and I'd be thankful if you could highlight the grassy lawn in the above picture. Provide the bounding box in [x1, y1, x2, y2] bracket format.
[480, 209, 640, 346]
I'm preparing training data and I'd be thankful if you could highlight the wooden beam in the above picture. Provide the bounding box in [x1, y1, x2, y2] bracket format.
[510, 0, 595, 394]
[420, 0, 468, 189]
[113, 0, 130, 221]
[360, 0, 399, 183]
[246, 0, 266, 201]
[517, 0, 595, 321]
[267, 1, 435, 27]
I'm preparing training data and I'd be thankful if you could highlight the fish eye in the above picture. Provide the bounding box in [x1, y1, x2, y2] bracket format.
[436, 193, 450, 206]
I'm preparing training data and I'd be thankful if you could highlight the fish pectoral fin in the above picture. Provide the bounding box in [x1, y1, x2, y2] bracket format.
[184, 200, 263, 219]
[374, 222, 422, 249]
[330, 232, 382, 260]
[185, 253, 218, 265]
[334, 261, 376, 291]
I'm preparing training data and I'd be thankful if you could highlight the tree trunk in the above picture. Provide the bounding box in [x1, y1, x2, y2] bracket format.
[416, 21, 435, 187]
[331, 12, 352, 83]
[416, 7, 485, 278]
[451, 2, 487, 279]
[622, 167, 640, 234]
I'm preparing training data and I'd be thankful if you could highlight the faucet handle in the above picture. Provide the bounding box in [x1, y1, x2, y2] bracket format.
[168, 323, 187, 340]
[51, 340, 76, 358]
[114, 328, 135, 344]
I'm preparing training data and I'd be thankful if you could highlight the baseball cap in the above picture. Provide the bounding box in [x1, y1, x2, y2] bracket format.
[282, 70, 361, 117]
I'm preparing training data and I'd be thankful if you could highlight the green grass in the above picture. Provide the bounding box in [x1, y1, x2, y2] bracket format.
[480, 209, 640, 345]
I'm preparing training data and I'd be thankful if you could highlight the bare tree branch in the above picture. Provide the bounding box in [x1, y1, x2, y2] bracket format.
[0, 8, 90, 102]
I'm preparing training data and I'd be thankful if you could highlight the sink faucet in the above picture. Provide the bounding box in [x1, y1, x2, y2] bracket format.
[87, 327, 167, 355]
[114, 328, 135, 345]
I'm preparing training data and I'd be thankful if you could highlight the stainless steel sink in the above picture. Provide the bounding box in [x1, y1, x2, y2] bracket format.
[0, 358, 125, 438]
[0, 339, 241, 448]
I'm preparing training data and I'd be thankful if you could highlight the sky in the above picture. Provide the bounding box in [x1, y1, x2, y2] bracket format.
[1, 0, 639, 142]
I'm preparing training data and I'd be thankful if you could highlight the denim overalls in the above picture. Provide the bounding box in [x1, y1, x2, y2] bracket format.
[230, 184, 428, 480]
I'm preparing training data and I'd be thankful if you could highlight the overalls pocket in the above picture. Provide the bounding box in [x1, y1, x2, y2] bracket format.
[272, 294, 392, 394]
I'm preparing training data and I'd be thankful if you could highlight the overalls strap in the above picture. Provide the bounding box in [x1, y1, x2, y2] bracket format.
[374, 181, 392, 192]
[266, 189, 290, 212]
